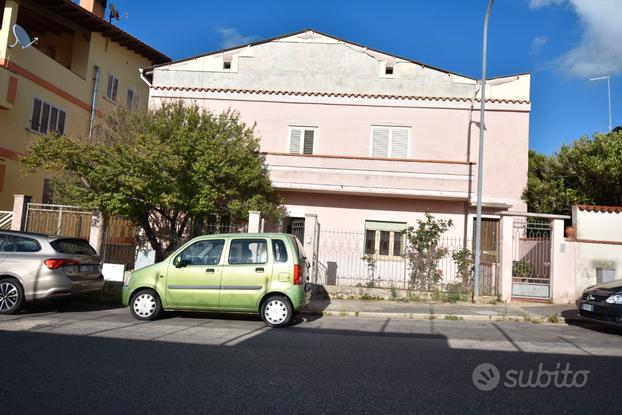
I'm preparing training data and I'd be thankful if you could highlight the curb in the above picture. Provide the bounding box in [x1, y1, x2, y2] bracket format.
[302, 310, 567, 324]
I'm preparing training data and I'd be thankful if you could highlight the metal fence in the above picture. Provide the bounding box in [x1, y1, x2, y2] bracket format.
[25, 203, 92, 239]
[314, 228, 491, 291]
[0, 211, 13, 230]
[101, 216, 137, 269]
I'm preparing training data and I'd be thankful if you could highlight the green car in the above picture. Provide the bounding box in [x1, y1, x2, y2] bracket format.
[122, 233, 308, 327]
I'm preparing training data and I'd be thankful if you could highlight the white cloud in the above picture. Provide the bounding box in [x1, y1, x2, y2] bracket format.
[529, 0, 622, 77]
[530, 36, 548, 55]
[528, 0, 566, 9]
[216, 27, 257, 49]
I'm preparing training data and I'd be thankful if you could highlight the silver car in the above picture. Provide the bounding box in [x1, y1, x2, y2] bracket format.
[0, 231, 104, 314]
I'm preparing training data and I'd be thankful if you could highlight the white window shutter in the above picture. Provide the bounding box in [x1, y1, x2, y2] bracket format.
[289, 128, 301, 153]
[302, 130, 314, 154]
[391, 128, 409, 158]
[372, 127, 389, 158]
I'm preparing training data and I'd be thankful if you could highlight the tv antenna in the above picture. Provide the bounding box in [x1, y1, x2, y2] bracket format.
[108, 3, 124, 23]
[8, 24, 38, 49]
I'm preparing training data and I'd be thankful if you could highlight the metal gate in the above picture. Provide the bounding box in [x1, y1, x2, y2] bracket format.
[511, 218, 551, 300]
[25, 203, 137, 269]
[25, 203, 92, 239]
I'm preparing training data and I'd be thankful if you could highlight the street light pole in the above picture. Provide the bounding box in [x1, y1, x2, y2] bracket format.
[589, 75, 612, 132]
[474, 0, 494, 301]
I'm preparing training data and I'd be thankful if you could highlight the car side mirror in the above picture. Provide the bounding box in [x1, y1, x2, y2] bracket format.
[174, 257, 188, 268]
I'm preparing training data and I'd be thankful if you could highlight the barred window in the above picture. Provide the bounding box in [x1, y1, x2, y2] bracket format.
[364, 221, 407, 258]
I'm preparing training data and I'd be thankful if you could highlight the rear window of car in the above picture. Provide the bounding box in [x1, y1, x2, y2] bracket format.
[272, 239, 288, 263]
[50, 239, 97, 255]
[290, 236, 307, 262]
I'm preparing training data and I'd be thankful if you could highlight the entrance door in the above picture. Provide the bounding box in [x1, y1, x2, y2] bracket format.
[473, 218, 499, 296]
[220, 238, 271, 311]
[286, 218, 305, 243]
[164, 238, 225, 309]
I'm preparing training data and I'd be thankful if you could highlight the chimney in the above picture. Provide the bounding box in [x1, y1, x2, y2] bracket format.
[79, 0, 107, 19]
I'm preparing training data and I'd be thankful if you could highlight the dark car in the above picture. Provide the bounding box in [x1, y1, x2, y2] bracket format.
[576, 280, 622, 326]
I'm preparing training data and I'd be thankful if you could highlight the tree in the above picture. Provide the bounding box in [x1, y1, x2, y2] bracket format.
[21, 102, 283, 261]
[522, 130, 622, 215]
[406, 212, 453, 291]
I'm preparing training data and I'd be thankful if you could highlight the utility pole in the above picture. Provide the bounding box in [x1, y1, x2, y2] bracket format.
[589, 75, 612, 132]
[474, 0, 494, 301]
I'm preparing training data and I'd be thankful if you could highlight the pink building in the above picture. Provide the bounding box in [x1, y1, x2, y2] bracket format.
[143, 29, 530, 290]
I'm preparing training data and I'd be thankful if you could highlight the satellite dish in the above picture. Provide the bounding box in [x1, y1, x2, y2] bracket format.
[109, 3, 120, 21]
[8, 24, 38, 49]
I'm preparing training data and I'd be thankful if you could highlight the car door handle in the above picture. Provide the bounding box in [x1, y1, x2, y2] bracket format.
[206, 268, 215, 273]
[255, 267, 264, 273]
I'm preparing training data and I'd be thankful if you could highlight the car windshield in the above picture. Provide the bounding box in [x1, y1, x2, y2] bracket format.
[50, 238, 97, 255]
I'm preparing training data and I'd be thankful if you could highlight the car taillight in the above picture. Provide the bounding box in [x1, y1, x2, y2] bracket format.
[44, 258, 79, 269]
[293, 264, 301, 285]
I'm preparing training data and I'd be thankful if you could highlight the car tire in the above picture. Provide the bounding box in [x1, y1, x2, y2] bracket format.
[0, 278, 24, 315]
[261, 295, 293, 328]
[129, 289, 162, 321]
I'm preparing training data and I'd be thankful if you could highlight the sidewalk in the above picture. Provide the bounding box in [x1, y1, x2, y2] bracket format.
[302, 298, 576, 323]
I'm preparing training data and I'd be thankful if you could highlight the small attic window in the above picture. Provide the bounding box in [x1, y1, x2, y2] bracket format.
[223, 61, 232, 70]
[385, 66, 394, 75]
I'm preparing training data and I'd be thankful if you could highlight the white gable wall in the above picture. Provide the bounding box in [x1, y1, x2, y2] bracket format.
[151, 31, 529, 100]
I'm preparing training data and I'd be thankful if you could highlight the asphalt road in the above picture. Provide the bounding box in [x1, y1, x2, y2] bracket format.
[1, 301, 621, 414]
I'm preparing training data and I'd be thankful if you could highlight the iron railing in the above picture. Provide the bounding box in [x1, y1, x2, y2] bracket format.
[0, 211, 13, 230]
[25, 203, 92, 239]
[314, 228, 495, 292]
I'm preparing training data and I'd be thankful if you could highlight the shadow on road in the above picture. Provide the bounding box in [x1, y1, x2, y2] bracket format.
[1, 321, 622, 414]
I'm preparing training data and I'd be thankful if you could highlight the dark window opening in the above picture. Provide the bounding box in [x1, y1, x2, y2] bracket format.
[385, 66, 394, 75]
[379, 231, 390, 255]
[365, 230, 376, 254]
[223, 61, 232, 70]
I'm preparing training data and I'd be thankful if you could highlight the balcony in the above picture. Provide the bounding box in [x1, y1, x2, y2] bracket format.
[264, 152, 474, 200]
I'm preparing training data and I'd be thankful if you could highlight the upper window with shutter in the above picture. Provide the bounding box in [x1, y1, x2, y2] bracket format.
[370, 126, 410, 159]
[30, 98, 66, 135]
[106, 73, 119, 102]
[288, 126, 316, 155]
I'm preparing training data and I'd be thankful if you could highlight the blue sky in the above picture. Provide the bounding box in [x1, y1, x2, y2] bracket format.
[108, 0, 621, 155]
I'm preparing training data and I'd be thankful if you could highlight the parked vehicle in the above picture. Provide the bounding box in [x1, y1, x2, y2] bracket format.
[122, 233, 309, 327]
[0, 231, 104, 314]
[577, 279, 622, 326]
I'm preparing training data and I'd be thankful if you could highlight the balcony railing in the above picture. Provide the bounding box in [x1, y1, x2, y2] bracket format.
[264, 152, 474, 200]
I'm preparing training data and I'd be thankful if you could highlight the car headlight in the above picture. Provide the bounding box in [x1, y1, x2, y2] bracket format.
[606, 294, 622, 304]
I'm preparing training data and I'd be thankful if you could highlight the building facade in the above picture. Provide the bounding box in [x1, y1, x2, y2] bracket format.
[0, 0, 169, 209]
[144, 29, 531, 288]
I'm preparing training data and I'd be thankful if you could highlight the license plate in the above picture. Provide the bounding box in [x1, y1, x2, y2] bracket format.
[79, 264, 99, 273]
[581, 303, 594, 312]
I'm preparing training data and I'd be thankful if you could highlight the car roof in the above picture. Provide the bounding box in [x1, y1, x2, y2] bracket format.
[0, 230, 87, 242]
[194, 232, 298, 239]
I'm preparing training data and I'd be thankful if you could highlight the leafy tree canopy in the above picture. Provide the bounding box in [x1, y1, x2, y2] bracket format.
[522, 130, 622, 215]
[21, 102, 283, 261]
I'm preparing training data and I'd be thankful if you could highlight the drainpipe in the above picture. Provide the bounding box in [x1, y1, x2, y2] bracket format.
[139, 68, 152, 87]
[88, 65, 100, 140]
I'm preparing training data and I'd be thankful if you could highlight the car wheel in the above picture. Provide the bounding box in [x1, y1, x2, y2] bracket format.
[129, 289, 162, 321]
[261, 295, 293, 328]
[0, 278, 24, 315]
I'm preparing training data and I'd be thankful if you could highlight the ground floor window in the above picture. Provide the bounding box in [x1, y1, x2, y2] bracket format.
[364, 221, 406, 258]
